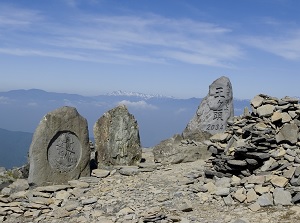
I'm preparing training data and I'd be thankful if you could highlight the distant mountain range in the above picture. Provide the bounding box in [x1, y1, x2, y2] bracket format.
[0, 89, 251, 169]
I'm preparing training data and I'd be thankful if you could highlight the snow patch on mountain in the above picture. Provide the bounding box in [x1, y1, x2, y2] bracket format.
[107, 90, 174, 100]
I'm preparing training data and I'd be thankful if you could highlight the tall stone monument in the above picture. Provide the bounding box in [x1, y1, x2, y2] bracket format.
[93, 104, 142, 166]
[28, 106, 90, 186]
[183, 76, 234, 139]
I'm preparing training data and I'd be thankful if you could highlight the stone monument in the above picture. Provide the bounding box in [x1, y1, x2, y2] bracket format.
[28, 106, 90, 186]
[183, 76, 234, 139]
[93, 104, 142, 166]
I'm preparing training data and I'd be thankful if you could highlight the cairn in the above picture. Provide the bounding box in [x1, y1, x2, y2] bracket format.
[205, 94, 300, 207]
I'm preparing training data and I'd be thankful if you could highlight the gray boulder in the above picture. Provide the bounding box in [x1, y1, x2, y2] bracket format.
[28, 106, 90, 186]
[153, 134, 210, 165]
[183, 76, 234, 139]
[93, 104, 142, 166]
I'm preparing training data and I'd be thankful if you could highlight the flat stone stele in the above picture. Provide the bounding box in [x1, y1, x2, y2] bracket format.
[28, 106, 90, 186]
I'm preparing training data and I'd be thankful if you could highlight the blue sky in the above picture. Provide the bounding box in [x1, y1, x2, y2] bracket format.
[1, 0, 300, 99]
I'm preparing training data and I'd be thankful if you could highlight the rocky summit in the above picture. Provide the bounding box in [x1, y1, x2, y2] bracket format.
[2, 88, 300, 222]
[1, 149, 300, 223]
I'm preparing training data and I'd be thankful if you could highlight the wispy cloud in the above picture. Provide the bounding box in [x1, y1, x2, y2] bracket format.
[118, 100, 158, 110]
[240, 16, 300, 61]
[27, 102, 38, 107]
[0, 5, 41, 28]
[63, 99, 75, 106]
[64, 0, 98, 8]
[244, 30, 300, 60]
[0, 5, 243, 67]
[174, 108, 187, 115]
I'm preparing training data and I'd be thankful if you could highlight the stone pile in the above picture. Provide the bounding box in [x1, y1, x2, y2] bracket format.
[205, 94, 300, 208]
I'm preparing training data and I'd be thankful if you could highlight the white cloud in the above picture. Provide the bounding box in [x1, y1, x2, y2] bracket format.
[0, 5, 243, 67]
[118, 100, 158, 110]
[92, 101, 108, 107]
[0, 96, 10, 104]
[174, 108, 187, 115]
[27, 102, 38, 107]
[63, 99, 75, 106]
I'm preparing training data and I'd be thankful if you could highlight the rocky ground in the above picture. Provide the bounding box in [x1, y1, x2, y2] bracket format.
[1, 149, 300, 223]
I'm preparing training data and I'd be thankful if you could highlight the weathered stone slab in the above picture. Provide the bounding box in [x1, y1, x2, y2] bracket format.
[273, 188, 292, 206]
[245, 152, 270, 160]
[281, 112, 292, 123]
[215, 187, 230, 196]
[257, 193, 273, 206]
[93, 105, 142, 166]
[81, 197, 98, 205]
[210, 133, 229, 143]
[292, 192, 300, 203]
[276, 123, 298, 145]
[34, 185, 72, 192]
[270, 176, 289, 188]
[257, 104, 275, 117]
[251, 95, 264, 108]
[246, 175, 265, 185]
[91, 169, 110, 178]
[233, 188, 246, 203]
[68, 180, 89, 188]
[246, 188, 258, 203]
[119, 166, 140, 176]
[223, 194, 235, 206]
[28, 106, 90, 186]
[183, 76, 233, 137]
[254, 185, 270, 195]
[227, 159, 247, 167]
[271, 111, 282, 123]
